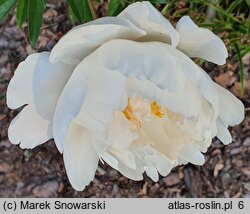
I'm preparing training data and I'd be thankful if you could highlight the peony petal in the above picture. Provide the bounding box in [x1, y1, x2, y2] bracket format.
[72, 39, 221, 120]
[7, 52, 73, 113]
[216, 118, 232, 145]
[178, 143, 205, 165]
[63, 122, 99, 191]
[177, 157, 189, 165]
[7, 52, 74, 148]
[126, 78, 201, 118]
[155, 154, 174, 177]
[107, 111, 138, 169]
[8, 105, 52, 149]
[118, 1, 179, 47]
[176, 16, 228, 65]
[108, 148, 136, 169]
[53, 62, 127, 153]
[100, 39, 220, 112]
[94, 39, 242, 132]
[164, 46, 221, 117]
[49, 17, 146, 64]
[144, 150, 174, 179]
[88, 39, 219, 118]
[146, 167, 159, 182]
[53, 67, 87, 152]
[89, 39, 185, 92]
[214, 83, 244, 126]
[117, 162, 143, 181]
[99, 150, 119, 170]
[142, 119, 183, 161]
[74, 69, 127, 131]
[108, 111, 138, 149]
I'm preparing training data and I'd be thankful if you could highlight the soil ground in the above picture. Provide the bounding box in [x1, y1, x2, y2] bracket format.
[0, 1, 249, 197]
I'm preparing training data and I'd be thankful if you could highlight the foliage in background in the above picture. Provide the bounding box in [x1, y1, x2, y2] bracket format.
[0, 0, 249, 92]
[0, 0, 47, 48]
[0, 0, 168, 48]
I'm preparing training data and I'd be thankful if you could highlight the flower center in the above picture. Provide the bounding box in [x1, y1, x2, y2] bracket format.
[122, 97, 165, 129]
[108, 96, 212, 168]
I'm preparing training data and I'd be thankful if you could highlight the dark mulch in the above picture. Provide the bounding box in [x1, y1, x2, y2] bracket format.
[0, 1, 249, 198]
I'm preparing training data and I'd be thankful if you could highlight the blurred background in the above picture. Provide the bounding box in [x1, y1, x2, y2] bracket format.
[0, 0, 249, 197]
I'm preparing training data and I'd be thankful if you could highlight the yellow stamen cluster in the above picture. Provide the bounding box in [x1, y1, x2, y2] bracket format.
[123, 98, 164, 128]
[150, 101, 164, 118]
[123, 98, 142, 127]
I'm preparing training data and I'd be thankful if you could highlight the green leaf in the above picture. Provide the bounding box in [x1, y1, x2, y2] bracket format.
[226, 0, 243, 13]
[108, 0, 124, 16]
[28, 0, 46, 48]
[246, 0, 250, 8]
[16, 0, 28, 28]
[234, 42, 245, 96]
[150, 0, 168, 4]
[0, 0, 17, 22]
[66, 0, 92, 23]
[161, 0, 179, 15]
[68, 4, 78, 22]
[188, 0, 242, 23]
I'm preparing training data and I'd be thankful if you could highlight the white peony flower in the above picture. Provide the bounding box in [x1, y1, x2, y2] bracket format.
[7, 1, 244, 191]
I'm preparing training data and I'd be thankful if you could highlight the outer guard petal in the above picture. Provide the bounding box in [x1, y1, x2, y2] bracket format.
[53, 67, 87, 152]
[49, 17, 146, 64]
[8, 105, 52, 149]
[176, 16, 228, 65]
[53, 63, 127, 152]
[63, 122, 99, 191]
[118, 1, 179, 47]
[90, 39, 185, 93]
[214, 83, 244, 126]
[7, 52, 74, 148]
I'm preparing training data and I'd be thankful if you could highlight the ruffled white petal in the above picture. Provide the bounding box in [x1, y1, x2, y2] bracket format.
[216, 118, 232, 145]
[89, 39, 185, 92]
[141, 119, 183, 160]
[63, 122, 99, 191]
[116, 161, 143, 181]
[107, 111, 138, 169]
[214, 83, 244, 126]
[126, 78, 201, 118]
[176, 16, 228, 65]
[155, 153, 174, 176]
[87, 39, 220, 118]
[118, 1, 179, 47]
[146, 167, 159, 182]
[178, 144, 205, 165]
[8, 105, 52, 149]
[49, 17, 146, 64]
[143, 150, 174, 181]
[7, 52, 74, 148]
